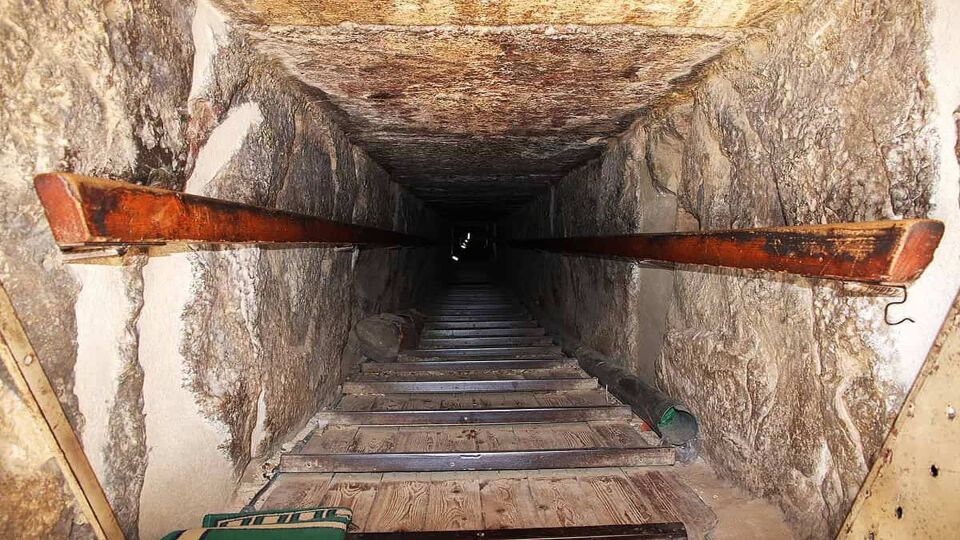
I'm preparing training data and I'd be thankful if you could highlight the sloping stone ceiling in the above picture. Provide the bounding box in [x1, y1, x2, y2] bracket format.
[213, 0, 797, 219]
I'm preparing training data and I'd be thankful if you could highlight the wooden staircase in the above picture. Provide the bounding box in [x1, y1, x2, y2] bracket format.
[256, 277, 718, 538]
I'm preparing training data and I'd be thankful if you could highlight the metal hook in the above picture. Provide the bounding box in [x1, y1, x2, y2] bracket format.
[884, 285, 915, 326]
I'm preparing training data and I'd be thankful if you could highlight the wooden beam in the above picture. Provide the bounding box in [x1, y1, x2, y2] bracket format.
[512, 220, 944, 284]
[0, 282, 124, 540]
[33, 173, 429, 249]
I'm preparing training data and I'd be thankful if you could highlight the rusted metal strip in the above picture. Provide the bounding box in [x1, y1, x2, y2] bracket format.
[361, 358, 575, 372]
[315, 406, 634, 425]
[512, 220, 944, 285]
[280, 446, 675, 473]
[341, 378, 597, 394]
[346, 523, 688, 539]
[33, 173, 430, 249]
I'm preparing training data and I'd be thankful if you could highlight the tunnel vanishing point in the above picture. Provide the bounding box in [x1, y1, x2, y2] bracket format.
[2, 1, 960, 539]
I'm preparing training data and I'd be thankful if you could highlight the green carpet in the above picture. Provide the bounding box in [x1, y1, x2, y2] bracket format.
[160, 507, 351, 540]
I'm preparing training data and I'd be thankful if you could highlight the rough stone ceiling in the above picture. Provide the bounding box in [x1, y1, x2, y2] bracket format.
[213, 0, 797, 220]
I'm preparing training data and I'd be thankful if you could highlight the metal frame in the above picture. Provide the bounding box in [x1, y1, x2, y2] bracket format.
[315, 406, 634, 425]
[346, 523, 688, 540]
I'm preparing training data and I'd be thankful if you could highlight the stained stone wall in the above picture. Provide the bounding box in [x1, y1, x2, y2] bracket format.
[0, 1, 439, 538]
[502, 0, 960, 538]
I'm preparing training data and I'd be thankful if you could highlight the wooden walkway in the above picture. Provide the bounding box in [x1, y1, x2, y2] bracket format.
[256, 279, 719, 538]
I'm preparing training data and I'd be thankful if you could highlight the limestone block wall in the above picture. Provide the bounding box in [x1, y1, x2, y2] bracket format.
[0, 1, 440, 538]
[502, 1, 960, 537]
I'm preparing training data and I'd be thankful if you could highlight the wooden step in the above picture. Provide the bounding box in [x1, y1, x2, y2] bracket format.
[316, 406, 634, 425]
[353, 367, 588, 382]
[418, 336, 554, 348]
[424, 320, 540, 330]
[427, 309, 527, 317]
[280, 447, 674, 473]
[342, 378, 597, 394]
[421, 327, 546, 338]
[336, 389, 620, 411]
[429, 302, 518, 309]
[300, 421, 656, 455]
[361, 358, 575, 372]
[426, 315, 534, 322]
[403, 346, 563, 359]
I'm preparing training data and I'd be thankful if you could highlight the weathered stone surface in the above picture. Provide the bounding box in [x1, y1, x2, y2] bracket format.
[504, 1, 942, 538]
[2, 1, 439, 537]
[208, 0, 799, 217]
[213, 0, 796, 27]
[0, 373, 95, 539]
[0, 0, 193, 536]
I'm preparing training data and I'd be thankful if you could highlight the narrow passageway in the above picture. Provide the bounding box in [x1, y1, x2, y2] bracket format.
[252, 264, 792, 538]
[3, 1, 959, 539]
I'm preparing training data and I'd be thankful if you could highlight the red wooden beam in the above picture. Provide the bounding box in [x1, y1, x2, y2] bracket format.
[512, 220, 944, 285]
[34, 173, 430, 249]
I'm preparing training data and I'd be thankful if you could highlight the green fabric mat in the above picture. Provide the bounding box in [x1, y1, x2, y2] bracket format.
[160, 507, 351, 540]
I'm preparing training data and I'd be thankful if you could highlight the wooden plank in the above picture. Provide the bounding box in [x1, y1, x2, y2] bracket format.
[358, 391, 610, 411]
[421, 328, 547, 338]
[316, 406, 634, 425]
[0, 282, 124, 540]
[33, 173, 427, 248]
[527, 470, 592, 527]
[354, 367, 587, 382]
[347, 523, 688, 539]
[350, 426, 400, 453]
[321, 473, 383, 532]
[478, 471, 541, 529]
[426, 316, 535, 323]
[513, 219, 944, 284]
[621, 470, 717, 539]
[280, 447, 676, 473]
[589, 422, 651, 448]
[423, 472, 483, 531]
[515, 423, 606, 450]
[424, 321, 539, 330]
[257, 472, 334, 510]
[343, 379, 597, 394]
[336, 394, 379, 411]
[361, 359, 574, 372]
[403, 346, 563, 359]
[840, 289, 960, 539]
[418, 336, 553, 348]
[364, 472, 430, 532]
[301, 425, 360, 454]
[577, 469, 652, 525]
[475, 426, 522, 452]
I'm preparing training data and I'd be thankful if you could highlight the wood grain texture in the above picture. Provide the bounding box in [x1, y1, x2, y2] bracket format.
[33, 173, 427, 248]
[321, 473, 383, 532]
[513, 219, 944, 284]
[365, 473, 430, 532]
[423, 472, 483, 530]
[257, 473, 334, 509]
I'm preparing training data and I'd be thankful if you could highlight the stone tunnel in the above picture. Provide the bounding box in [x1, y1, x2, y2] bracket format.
[2, 0, 960, 539]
